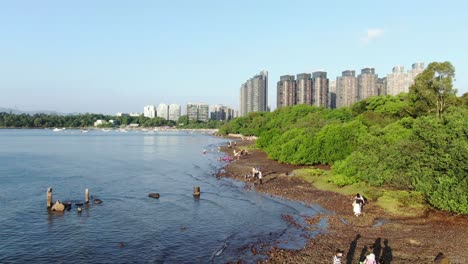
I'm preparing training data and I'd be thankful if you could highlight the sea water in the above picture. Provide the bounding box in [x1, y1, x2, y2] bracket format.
[0, 129, 327, 263]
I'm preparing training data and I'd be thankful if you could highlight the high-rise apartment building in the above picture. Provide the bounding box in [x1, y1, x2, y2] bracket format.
[328, 80, 337, 109]
[312, 71, 329, 108]
[157, 104, 169, 120]
[186, 103, 209, 122]
[210, 104, 234, 121]
[239, 71, 268, 116]
[186, 103, 198, 121]
[358, 68, 378, 100]
[168, 104, 181, 122]
[407, 62, 425, 87]
[386, 66, 408, 95]
[277, 75, 296, 108]
[143, 105, 156, 118]
[198, 104, 209, 122]
[386, 63, 425, 95]
[336, 70, 358, 107]
[377, 77, 387, 95]
[296, 73, 313, 105]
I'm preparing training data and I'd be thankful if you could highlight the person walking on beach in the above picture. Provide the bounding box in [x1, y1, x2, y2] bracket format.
[333, 249, 343, 264]
[252, 167, 258, 179]
[258, 170, 263, 185]
[353, 193, 365, 216]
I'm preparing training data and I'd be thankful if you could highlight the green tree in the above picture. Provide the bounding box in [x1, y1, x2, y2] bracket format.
[177, 115, 189, 127]
[408, 61, 456, 119]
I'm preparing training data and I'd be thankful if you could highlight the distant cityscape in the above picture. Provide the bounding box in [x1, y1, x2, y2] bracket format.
[115, 103, 235, 123]
[239, 63, 425, 117]
[1, 63, 426, 122]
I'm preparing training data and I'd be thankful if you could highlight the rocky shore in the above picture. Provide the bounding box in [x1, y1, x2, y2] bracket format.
[217, 140, 468, 264]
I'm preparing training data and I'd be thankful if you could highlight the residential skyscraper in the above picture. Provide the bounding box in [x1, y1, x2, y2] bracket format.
[143, 105, 156, 118]
[186, 103, 209, 122]
[157, 103, 169, 120]
[358, 68, 378, 100]
[186, 103, 198, 121]
[328, 80, 337, 109]
[240, 82, 248, 117]
[198, 103, 209, 122]
[336, 70, 358, 107]
[210, 104, 234, 121]
[377, 77, 387, 95]
[408, 62, 425, 87]
[239, 71, 268, 116]
[168, 104, 181, 122]
[312, 71, 329, 108]
[296, 73, 313, 105]
[386, 66, 408, 95]
[277, 75, 296, 108]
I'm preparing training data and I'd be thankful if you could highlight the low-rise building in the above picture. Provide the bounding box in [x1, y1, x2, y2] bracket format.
[94, 120, 107, 126]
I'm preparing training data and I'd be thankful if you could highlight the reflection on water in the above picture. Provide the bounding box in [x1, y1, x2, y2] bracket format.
[0, 129, 328, 263]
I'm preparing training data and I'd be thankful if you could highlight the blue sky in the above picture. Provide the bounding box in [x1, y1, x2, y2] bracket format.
[1, 0, 467, 114]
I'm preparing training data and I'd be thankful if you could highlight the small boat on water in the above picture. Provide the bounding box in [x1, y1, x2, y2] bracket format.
[53, 128, 65, 132]
[81, 130, 89, 133]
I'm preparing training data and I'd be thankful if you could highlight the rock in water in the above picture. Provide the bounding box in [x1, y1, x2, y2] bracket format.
[148, 193, 160, 199]
[51, 201, 65, 212]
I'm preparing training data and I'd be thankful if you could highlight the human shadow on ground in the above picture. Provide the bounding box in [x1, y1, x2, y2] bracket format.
[381, 239, 393, 264]
[373, 237, 382, 261]
[346, 234, 361, 264]
[358, 237, 393, 263]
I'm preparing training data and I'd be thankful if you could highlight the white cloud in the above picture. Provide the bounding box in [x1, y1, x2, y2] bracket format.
[361, 28, 384, 44]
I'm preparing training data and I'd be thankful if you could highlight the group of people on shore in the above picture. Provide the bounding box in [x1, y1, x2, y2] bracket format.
[334, 249, 450, 263]
[333, 249, 377, 264]
[244, 167, 263, 184]
[216, 141, 249, 162]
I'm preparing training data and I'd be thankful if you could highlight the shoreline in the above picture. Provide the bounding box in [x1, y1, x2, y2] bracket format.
[217, 139, 468, 263]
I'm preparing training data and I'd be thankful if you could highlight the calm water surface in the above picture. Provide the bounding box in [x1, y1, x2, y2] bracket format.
[0, 129, 327, 263]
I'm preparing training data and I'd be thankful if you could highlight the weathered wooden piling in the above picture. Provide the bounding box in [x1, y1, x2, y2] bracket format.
[193, 186, 200, 198]
[46, 187, 53, 208]
[85, 189, 90, 204]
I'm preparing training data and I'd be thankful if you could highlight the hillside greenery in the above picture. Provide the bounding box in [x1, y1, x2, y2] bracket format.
[219, 61, 468, 214]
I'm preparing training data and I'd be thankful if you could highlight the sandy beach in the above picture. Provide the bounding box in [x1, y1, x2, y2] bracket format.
[217, 139, 468, 264]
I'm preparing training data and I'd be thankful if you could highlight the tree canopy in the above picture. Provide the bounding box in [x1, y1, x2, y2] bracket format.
[408, 61, 457, 119]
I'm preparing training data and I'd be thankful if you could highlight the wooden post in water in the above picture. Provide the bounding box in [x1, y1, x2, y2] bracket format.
[193, 186, 200, 198]
[46, 187, 53, 208]
[85, 189, 90, 204]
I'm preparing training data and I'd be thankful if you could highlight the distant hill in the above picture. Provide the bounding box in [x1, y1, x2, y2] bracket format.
[0, 107, 71, 116]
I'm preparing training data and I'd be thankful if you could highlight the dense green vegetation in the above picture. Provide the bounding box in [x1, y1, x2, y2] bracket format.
[0, 113, 174, 128]
[0, 113, 224, 129]
[176, 115, 225, 129]
[219, 62, 468, 214]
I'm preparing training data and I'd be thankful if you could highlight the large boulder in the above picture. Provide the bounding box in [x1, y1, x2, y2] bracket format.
[51, 201, 65, 212]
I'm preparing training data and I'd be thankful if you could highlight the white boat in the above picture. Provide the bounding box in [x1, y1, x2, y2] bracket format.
[53, 128, 65, 132]
[81, 130, 89, 133]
